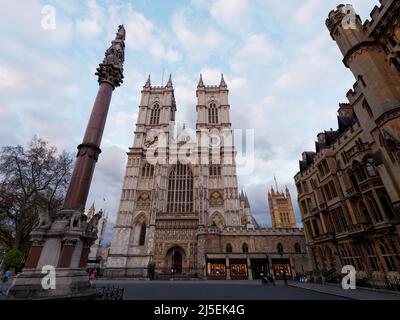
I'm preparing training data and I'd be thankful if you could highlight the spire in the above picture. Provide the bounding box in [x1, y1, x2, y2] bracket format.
[240, 189, 245, 201]
[166, 74, 173, 88]
[274, 175, 279, 192]
[197, 73, 205, 88]
[144, 74, 151, 88]
[220, 73, 227, 88]
[285, 185, 291, 197]
[244, 192, 250, 208]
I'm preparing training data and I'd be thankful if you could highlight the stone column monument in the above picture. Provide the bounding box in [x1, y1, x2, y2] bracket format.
[8, 25, 126, 299]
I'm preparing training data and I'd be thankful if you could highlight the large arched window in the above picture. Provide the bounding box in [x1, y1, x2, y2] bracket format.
[208, 103, 218, 124]
[242, 243, 249, 253]
[150, 103, 160, 125]
[226, 243, 233, 253]
[167, 163, 193, 213]
[139, 223, 146, 246]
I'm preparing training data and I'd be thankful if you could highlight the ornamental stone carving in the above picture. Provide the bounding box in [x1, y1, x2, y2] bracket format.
[33, 210, 52, 231]
[137, 192, 151, 208]
[95, 25, 125, 88]
[210, 191, 224, 207]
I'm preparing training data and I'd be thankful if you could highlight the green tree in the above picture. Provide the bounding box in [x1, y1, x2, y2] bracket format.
[3, 249, 24, 271]
[0, 136, 73, 255]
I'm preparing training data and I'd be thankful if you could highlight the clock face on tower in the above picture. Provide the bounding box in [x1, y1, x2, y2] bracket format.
[144, 135, 158, 149]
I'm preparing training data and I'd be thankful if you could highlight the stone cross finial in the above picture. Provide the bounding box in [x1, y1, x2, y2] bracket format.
[95, 25, 126, 88]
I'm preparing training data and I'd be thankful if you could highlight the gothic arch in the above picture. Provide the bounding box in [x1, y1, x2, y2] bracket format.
[209, 211, 225, 229]
[165, 244, 187, 258]
[130, 212, 148, 246]
[208, 101, 219, 124]
[351, 160, 367, 183]
[133, 211, 148, 225]
[150, 103, 161, 125]
[165, 245, 187, 273]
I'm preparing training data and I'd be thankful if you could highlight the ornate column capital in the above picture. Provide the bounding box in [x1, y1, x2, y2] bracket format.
[76, 143, 102, 162]
[95, 25, 125, 89]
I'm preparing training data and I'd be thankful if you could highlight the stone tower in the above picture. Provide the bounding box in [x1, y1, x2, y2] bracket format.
[326, 2, 400, 210]
[107, 74, 254, 277]
[268, 185, 297, 229]
[107, 74, 177, 273]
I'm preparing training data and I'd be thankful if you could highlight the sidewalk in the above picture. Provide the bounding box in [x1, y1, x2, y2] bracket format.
[288, 281, 400, 300]
[0, 282, 12, 300]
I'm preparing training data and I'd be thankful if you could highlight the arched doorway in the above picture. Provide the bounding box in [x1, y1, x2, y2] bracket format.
[172, 250, 182, 274]
[166, 246, 185, 274]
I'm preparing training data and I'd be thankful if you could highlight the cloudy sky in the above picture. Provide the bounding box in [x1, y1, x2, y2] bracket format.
[0, 0, 376, 243]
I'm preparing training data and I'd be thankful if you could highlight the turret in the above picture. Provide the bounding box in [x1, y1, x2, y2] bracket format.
[195, 73, 231, 130]
[327, 3, 400, 119]
[326, 4, 368, 58]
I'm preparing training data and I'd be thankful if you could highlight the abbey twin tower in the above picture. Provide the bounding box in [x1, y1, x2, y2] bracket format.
[107, 75, 309, 280]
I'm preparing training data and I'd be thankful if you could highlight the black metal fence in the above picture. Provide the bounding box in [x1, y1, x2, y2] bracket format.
[102, 267, 204, 280]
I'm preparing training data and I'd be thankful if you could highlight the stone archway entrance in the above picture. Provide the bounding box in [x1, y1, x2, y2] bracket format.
[166, 246, 185, 274]
[172, 250, 182, 274]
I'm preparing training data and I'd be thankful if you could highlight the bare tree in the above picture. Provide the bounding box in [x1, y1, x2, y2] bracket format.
[0, 136, 73, 255]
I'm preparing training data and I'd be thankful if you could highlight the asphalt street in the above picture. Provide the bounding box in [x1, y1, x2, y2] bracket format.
[92, 280, 348, 300]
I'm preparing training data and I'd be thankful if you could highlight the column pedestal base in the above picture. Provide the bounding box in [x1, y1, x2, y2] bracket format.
[7, 268, 97, 300]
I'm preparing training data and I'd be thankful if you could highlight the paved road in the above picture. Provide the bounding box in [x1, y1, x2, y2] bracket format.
[92, 280, 348, 300]
[289, 281, 400, 300]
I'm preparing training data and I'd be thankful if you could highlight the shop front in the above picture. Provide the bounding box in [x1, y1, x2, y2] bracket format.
[206, 259, 227, 279]
[271, 258, 292, 280]
[229, 259, 248, 280]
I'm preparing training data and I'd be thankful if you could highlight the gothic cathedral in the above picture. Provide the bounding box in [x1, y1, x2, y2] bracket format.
[108, 74, 309, 280]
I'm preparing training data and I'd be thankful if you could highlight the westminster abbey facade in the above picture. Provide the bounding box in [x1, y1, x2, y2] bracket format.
[107, 75, 310, 280]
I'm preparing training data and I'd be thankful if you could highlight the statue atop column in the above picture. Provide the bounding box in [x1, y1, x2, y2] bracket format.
[96, 25, 126, 88]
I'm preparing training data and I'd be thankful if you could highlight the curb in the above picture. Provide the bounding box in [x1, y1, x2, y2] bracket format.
[287, 283, 357, 300]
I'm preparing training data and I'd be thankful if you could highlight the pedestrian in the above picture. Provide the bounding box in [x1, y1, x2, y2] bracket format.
[90, 268, 97, 280]
[2, 270, 12, 283]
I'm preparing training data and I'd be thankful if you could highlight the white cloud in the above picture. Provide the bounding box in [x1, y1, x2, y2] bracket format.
[229, 34, 277, 72]
[75, 0, 104, 40]
[210, 0, 250, 32]
[171, 11, 229, 60]
[0, 65, 29, 92]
